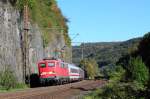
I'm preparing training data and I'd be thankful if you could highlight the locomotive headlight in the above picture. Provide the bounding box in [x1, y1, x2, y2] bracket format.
[41, 72, 47, 75]
[48, 71, 56, 74]
[41, 71, 56, 75]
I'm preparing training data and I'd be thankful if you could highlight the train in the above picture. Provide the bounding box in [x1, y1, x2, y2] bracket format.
[37, 58, 84, 85]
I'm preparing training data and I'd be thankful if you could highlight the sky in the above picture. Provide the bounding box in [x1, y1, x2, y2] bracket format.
[57, 0, 150, 45]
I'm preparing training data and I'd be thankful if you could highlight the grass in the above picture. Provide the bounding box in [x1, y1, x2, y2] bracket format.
[0, 68, 29, 92]
[0, 83, 28, 92]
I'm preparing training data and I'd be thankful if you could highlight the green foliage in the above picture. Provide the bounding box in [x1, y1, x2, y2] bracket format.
[16, 0, 71, 47]
[83, 67, 146, 99]
[79, 59, 86, 69]
[109, 66, 125, 81]
[29, 0, 71, 47]
[84, 67, 128, 99]
[101, 66, 113, 79]
[14, 83, 28, 89]
[115, 32, 150, 98]
[16, 0, 35, 10]
[85, 83, 144, 99]
[0, 68, 17, 90]
[79, 58, 100, 79]
[83, 62, 147, 99]
[136, 32, 150, 98]
[82, 33, 150, 99]
[127, 57, 149, 86]
[98, 84, 135, 99]
[73, 38, 141, 66]
[42, 32, 51, 48]
[138, 32, 150, 70]
[100, 65, 125, 81]
[0, 68, 27, 91]
[63, 32, 71, 46]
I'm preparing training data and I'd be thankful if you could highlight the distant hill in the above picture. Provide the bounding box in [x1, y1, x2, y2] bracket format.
[72, 37, 142, 67]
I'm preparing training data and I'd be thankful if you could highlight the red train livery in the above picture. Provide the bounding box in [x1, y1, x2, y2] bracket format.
[38, 58, 84, 85]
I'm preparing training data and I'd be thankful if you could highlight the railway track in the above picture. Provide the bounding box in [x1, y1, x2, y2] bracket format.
[0, 80, 106, 99]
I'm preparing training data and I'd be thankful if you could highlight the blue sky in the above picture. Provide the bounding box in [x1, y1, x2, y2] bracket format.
[57, 0, 150, 45]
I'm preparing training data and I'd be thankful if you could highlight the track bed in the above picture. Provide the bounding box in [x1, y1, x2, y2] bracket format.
[0, 80, 106, 99]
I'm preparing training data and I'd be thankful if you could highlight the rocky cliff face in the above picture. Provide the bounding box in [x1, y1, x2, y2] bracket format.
[0, 1, 71, 82]
[0, 1, 23, 82]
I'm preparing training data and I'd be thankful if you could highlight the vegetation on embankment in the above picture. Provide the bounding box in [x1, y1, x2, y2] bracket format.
[83, 32, 150, 99]
[0, 67, 27, 91]
[16, 0, 71, 47]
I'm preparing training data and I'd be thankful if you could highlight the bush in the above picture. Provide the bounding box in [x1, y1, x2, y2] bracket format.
[0, 68, 17, 90]
[84, 82, 145, 99]
[100, 65, 125, 81]
[99, 83, 141, 99]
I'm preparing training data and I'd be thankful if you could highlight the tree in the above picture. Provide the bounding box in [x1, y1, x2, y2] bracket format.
[79, 58, 100, 79]
[137, 32, 150, 97]
[79, 59, 85, 70]
[128, 57, 149, 86]
[138, 32, 150, 71]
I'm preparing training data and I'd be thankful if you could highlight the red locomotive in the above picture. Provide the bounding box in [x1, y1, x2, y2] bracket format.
[38, 58, 84, 85]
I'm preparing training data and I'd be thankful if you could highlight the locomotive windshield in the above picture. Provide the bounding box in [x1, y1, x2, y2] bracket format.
[48, 62, 55, 67]
[40, 63, 46, 68]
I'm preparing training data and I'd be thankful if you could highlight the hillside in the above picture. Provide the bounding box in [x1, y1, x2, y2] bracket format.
[29, 0, 71, 46]
[72, 38, 141, 67]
